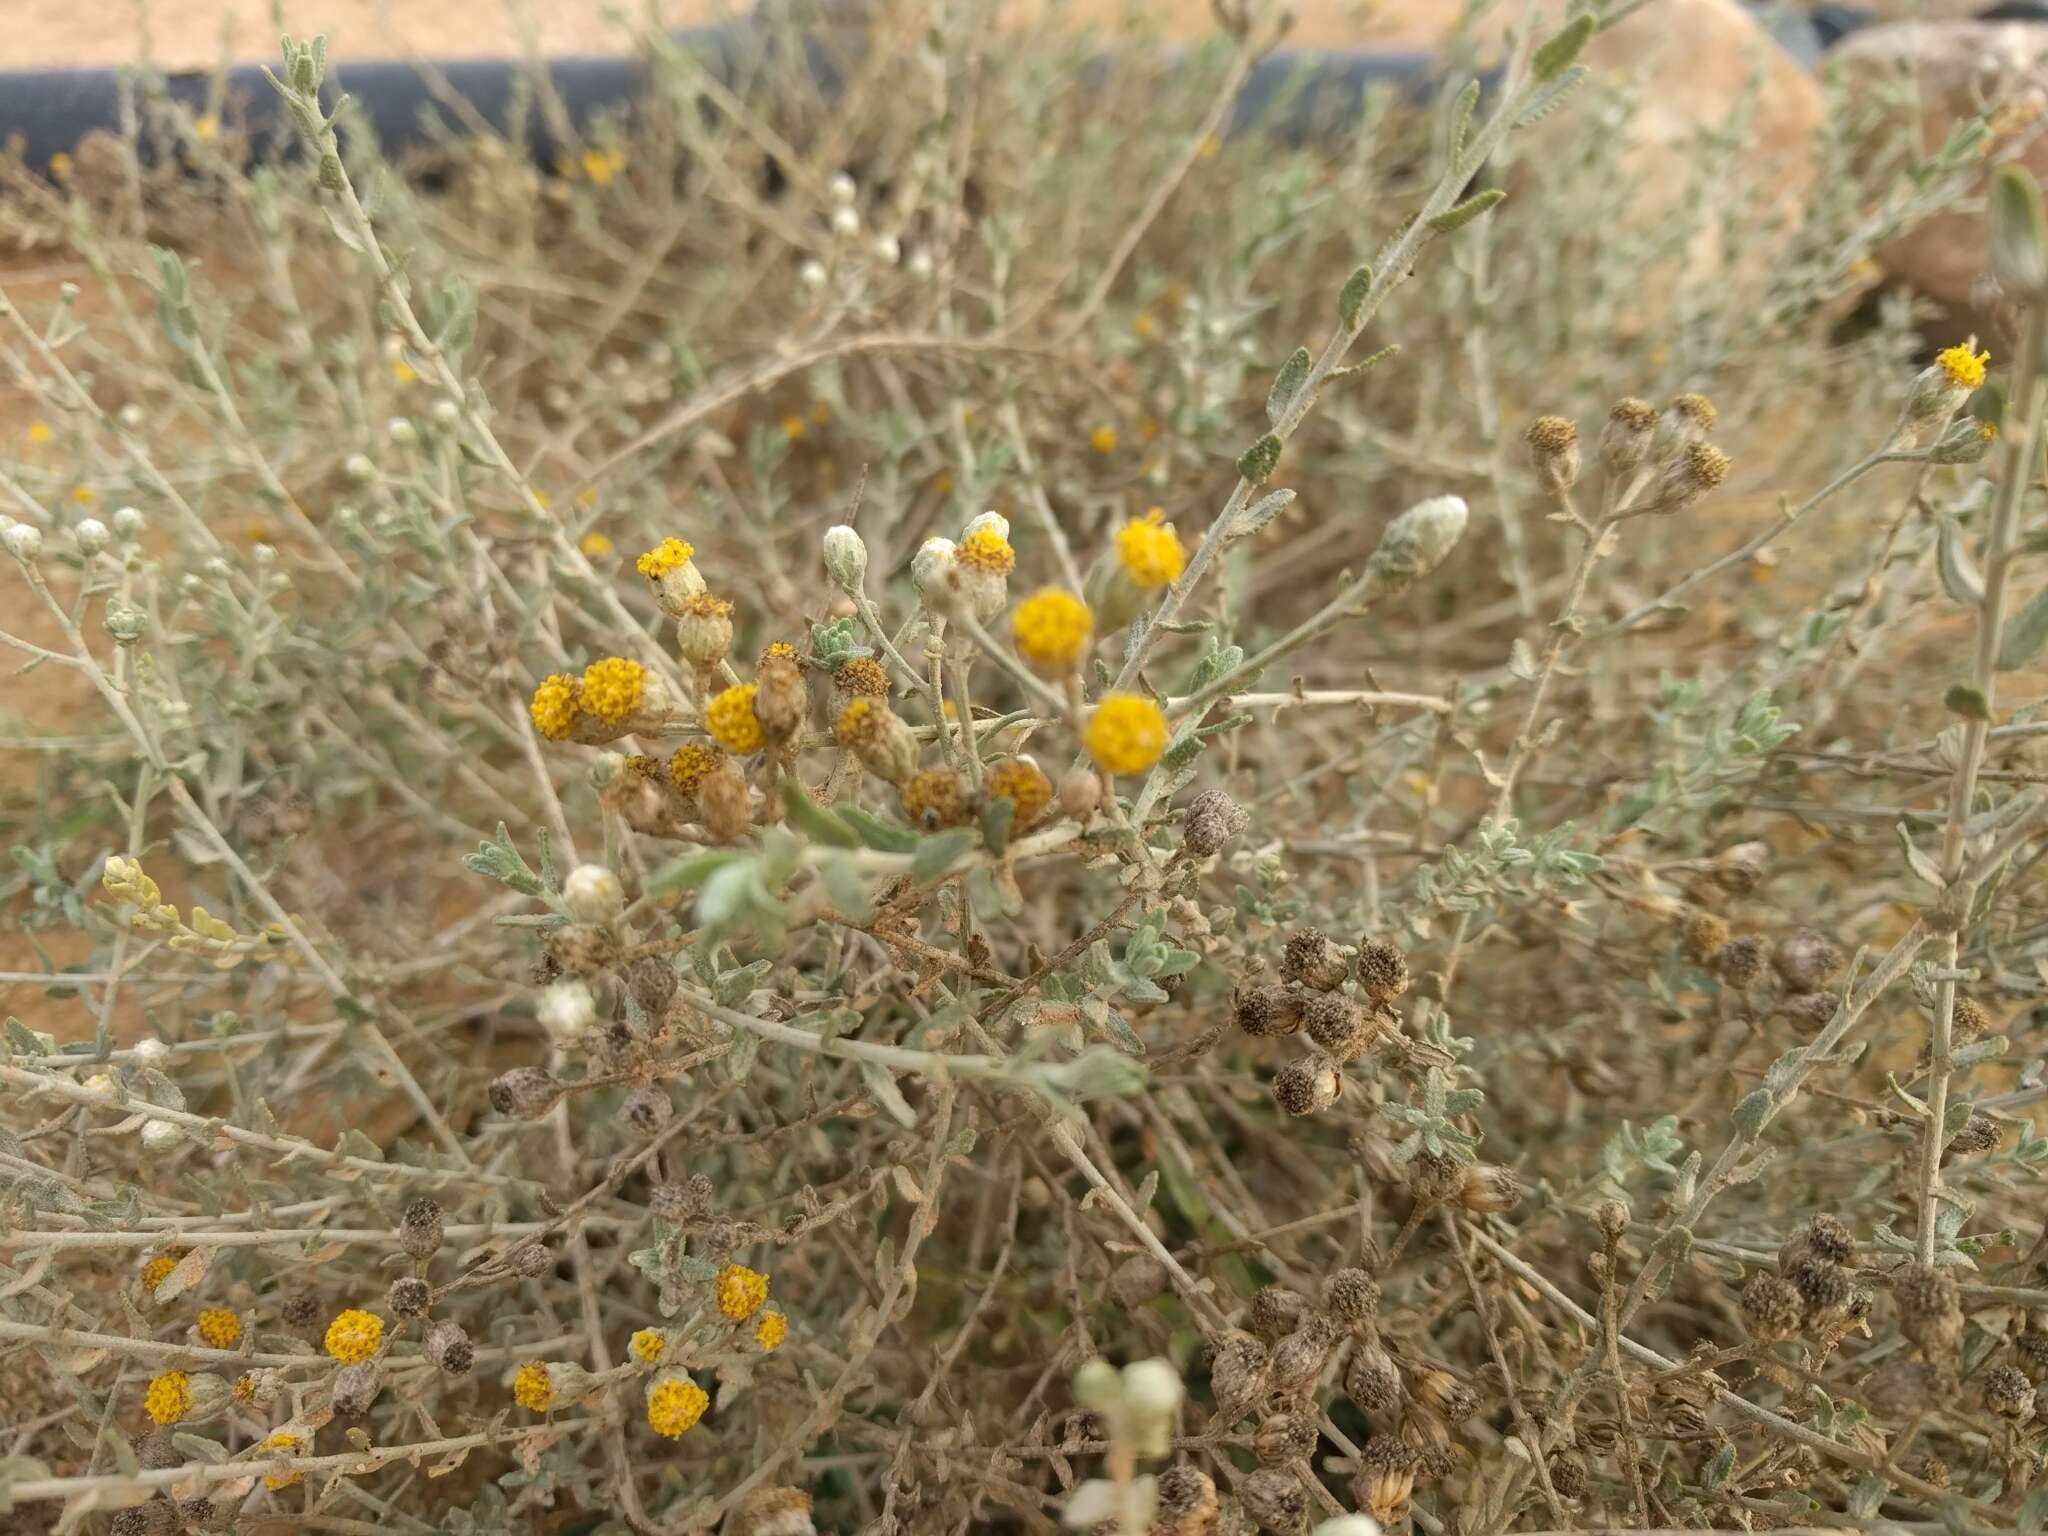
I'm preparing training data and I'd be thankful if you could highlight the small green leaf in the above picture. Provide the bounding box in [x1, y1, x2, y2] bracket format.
[1531, 13, 1595, 83]
[1337, 264, 1372, 330]
[1266, 347, 1312, 425]
[1944, 683, 1992, 720]
[1990, 162, 2048, 297]
[1236, 434, 1283, 484]
[1998, 583, 2048, 669]
[1427, 188, 1506, 235]
[839, 806, 919, 853]
[1936, 517, 1984, 607]
[909, 829, 977, 882]
[780, 779, 860, 848]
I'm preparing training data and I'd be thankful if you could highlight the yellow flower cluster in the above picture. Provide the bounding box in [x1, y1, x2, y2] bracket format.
[579, 531, 615, 557]
[1011, 588, 1093, 671]
[716, 1263, 770, 1322]
[669, 742, 726, 793]
[323, 1308, 384, 1364]
[581, 657, 647, 724]
[761, 640, 799, 663]
[530, 674, 581, 741]
[706, 684, 766, 754]
[754, 1311, 788, 1352]
[955, 528, 1016, 574]
[512, 1361, 554, 1412]
[646, 1372, 710, 1438]
[1115, 511, 1185, 589]
[636, 538, 696, 578]
[1938, 344, 1989, 390]
[197, 1308, 242, 1349]
[630, 1328, 667, 1365]
[140, 1251, 184, 1294]
[1084, 694, 1169, 776]
[144, 1370, 193, 1425]
[263, 1430, 304, 1488]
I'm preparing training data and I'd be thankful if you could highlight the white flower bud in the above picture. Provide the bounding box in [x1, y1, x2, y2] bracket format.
[112, 506, 145, 540]
[798, 261, 828, 293]
[141, 1119, 182, 1151]
[132, 1038, 172, 1068]
[562, 864, 624, 923]
[344, 453, 377, 483]
[74, 518, 110, 556]
[831, 205, 861, 239]
[4, 522, 44, 562]
[1366, 494, 1467, 594]
[387, 416, 419, 448]
[538, 979, 597, 1042]
[961, 510, 1010, 544]
[118, 403, 146, 430]
[907, 250, 934, 282]
[431, 398, 461, 426]
[823, 524, 869, 592]
[828, 171, 857, 206]
[911, 537, 957, 611]
[1120, 1358, 1183, 1422]
[1072, 1358, 1121, 1414]
[872, 234, 901, 266]
[1315, 1519, 1385, 1536]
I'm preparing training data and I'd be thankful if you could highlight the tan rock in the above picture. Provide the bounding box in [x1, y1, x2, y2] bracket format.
[1824, 22, 2048, 310]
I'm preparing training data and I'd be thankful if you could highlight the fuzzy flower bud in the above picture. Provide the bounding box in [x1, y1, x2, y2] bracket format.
[1366, 495, 1467, 598]
[562, 864, 624, 924]
[4, 521, 44, 562]
[636, 537, 706, 616]
[822, 525, 868, 592]
[74, 517, 110, 556]
[674, 594, 736, 668]
[537, 979, 597, 1043]
[1600, 397, 1658, 477]
[835, 698, 920, 784]
[1651, 440, 1731, 514]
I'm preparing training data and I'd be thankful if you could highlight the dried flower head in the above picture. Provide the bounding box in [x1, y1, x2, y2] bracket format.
[1683, 911, 1730, 964]
[832, 656, 890, 697]
[387, 1276, 431, 1318]
[1354, 937, 1409, 1001]
[1153, 1464, 1219, 1536]
[1272, 1056, 1341, 1116]
[1983, 1362, 2035, 1420]
[323, 1308, 384, 1364]
[1233, 984, 1305, 1037]
[1181, 787, 1248, 856]
[987, 757, 1054, 827]
[675, 592, 735, 666]
[1304, 992, 1375, 1062]
[1716, 935, 1767, 989]
[901, 768, 971, 830]
[669, 741, 727, 795]
[753, 653, 809, 744]
[1282, 928, 1350, 992]
[1600, 396, 1658, 475]
[1773, 929, 1845, 994]
[1325, 1267, 1381, 1326]
[488, 1066, 564, 1120]
[400, 1196, 444, 1260]
[1894, 1263, 1963, 1358]
[426, 1320, 473, 1375]
[1524, 414, 1580, 493]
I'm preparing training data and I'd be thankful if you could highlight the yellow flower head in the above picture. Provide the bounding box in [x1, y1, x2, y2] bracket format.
[581, 146, 626, 185]
[141, 1251, 184, 1294]
[956, 528, 1016, 575]
[197, 1308, 242, 1349]
[145, 1370, 193, 1425]
[986, 758, 1054, 827]
[530, 674, 582, 741]
[754, 1311, 788, 1352]
[833, 657, 891, 698]
[581, 658, 648, 724]
[1011, 588, 1093, 671]
[1115, 511, 1185, 589]
[27, 421, 51, 446]
[512, 1360, 554, 1412]
[193, 113, 219, 143]
[706, 684, 766, 754]
[647, 1372, 710, 1438]
[1938, 344, 1990, 391]
[716, 1263, 770, 1322]
[670, 742, 727, 793]
[579, 531, 615, 557]
[637, 538, 697, 579]
[1090, 425, 1118, 455]
[781, 414, 807, 441]
[760, 641, 799, 664]
[233, 1372, 257, 1403]
[630, 1328, 667, 1365]
[1084, 694, 1169, 776]
[263, 1430, 304, 1488]
[1982, 421, 2000, 441]
[323, 1308, 384, 1364]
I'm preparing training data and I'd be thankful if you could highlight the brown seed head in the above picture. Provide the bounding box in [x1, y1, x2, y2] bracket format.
[1354, 937, 1410, 1002]
[386, 1276, 431, 1318]
[1324, 1267, 1381, 1326]
[1272, 1056, 1341, 1116]
[1281, 928, 1349, 992]
[1740, 1272, 1805, 1342]
[900, 768, 971, 831]
[425, 1319, 473, 1375]
[832, 656, 890, 698]
[400, 1196, 444, 1261]
[1234, 984, 1306, 1038]
[1182, 787, 1249, 856]
[488, 1066, 563, 1120]
[1683, 911, 1730, 964]
[1715, 935, 1767, 989]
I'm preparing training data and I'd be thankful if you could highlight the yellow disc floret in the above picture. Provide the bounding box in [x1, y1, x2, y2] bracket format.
[716, 1263, 770, 1322]
[1938, 344, 1989, 391]
[197, 1308, 242, 1349]
[1011, 587, 1093, 671]
[706, 684, 766, 754]
[956, 528, 1016, 575]
[580, 657, 648, 724]
[263, 1430, 305, 1488]
[323, 1309, 384, 1364]
[579, 532, 614, 557]
[512, 1361, 554, 1412]
[670, 742, 727, 793]
[141, 1251, 184, 1294]
[630, 1328, 667, 1365]
[1084, 694, 1169, 776]
[144, 1370, 193, 1425]
[530, 674, 582, 741]
[636, 538, 696, 578]
[833, 657, 890, 697]
[987, 758, 1054, 827]
[754, 1311, 788, 1352]
[646, 1373, 710, 1437]
[760, 641, 799, 664]
[1115, 511, 1185, 589]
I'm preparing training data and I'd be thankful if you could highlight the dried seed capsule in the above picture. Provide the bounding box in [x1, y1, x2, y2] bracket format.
[138, 1429, 182, 1470]
[1947, 1113, 2001, 1156]
[835, 698, 921, 785]
[178, 1498, 215, 1528]
[1715, 935, 1767, 989]
[1401, 1414, 1457, 1481]
[1324, 1267, 1380, 1326]
[900, 768, 971, 831]
[1250, 1284, 1310, 1344]
[1599, 397, 1657, 477]
[1740, 1272, 1805, 1343]
[1861, 1357, 1953, 1419]
[487, 1067, 563, 1120]
[280, 1290, 320, 1330]
[1181, 788, 1249, 857]
[1805, 1214, 1854, 1265]
[627, 956, 679, 1018]
[1253, 1413, 1319, 1466]
[1548, 1449, 1589, 1499]
[1110, 1253, 1169, 1311]
[1779, 993, 1838, 1033]
[1353, 938, 1409, 1002]
[1405, 1150, 1463, 1205]
[1353, 1436, 1418, 1523]
[753, 653, 809, 746]
[1266, 1320, 1339, 1398]
[1233, 984, 1305, 1038]
[1895, 1263, 1964, 1358]
[1281, 928, 1349, 992]
[1682, 911, 1730, 964]
[331, 1360, 383, 1416]
[510, 1243, 555, 1279]
[1344, 1338, 1403, 1415]
[425, 1319, 473, 1376]
[650, 1175, 715, 1223]
[1272, 1057, 1341, 1116]
[1595, 1199, 1631, 1245]
[1238, 1466, 1308, 1534]
[1788, 1258, 1853, 1325]
[1456, 1164, 1521, 1214]
[1410, 1366, 1475, 1421]
[1152, 1463, 1220, 1536]
[546, 922, 619, 976]
[400, 1196, 444, 1261]
[1984, 1363, 2036, 1420]
[1773, 929, 1846, 994]
[1524, 414, 1580, 495]
[1952, 995, 1995, 1043]
[696, 760, 754, 844]
[622, 1084, 674, 1136]
[1304, 992, 1375, 1063]
[1207, 1333, 1269, 1424]
[386, 1276, 431, 1319]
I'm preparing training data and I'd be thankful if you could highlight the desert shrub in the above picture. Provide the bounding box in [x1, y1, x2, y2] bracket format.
[2, 3, 2044, 1533]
